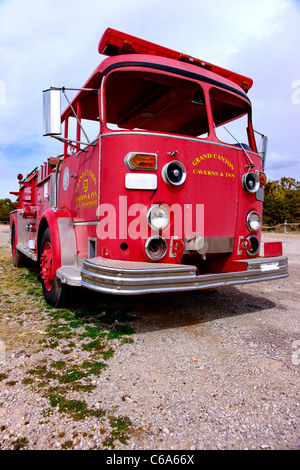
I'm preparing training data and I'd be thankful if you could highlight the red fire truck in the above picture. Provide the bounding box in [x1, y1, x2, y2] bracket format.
[10, 28, 288, 307]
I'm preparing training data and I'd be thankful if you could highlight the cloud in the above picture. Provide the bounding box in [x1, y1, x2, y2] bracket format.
[265, 151, 300, 181]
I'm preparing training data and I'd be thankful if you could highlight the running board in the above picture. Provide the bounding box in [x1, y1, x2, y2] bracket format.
[16, 244, 37, 262]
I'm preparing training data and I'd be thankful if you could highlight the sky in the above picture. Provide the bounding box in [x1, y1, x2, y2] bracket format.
[0, 0, 299, 200]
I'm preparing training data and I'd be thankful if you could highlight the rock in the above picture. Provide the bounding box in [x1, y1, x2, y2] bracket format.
[124, 396, 134, 403]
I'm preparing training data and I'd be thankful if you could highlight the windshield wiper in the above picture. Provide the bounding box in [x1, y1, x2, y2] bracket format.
[223, 126, 255, 169]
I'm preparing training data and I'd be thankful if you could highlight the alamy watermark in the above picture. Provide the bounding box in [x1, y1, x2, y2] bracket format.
[95, 198, 204, 241]
[291, 80, 300, 104]
[0, 80, 6, 105]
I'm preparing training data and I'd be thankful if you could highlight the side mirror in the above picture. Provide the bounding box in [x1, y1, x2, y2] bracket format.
[43, 88, 61, 136]
[261, 134, 268, 172]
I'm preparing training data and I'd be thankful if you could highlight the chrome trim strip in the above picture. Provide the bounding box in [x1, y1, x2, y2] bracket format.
[100, 131, 261, 158]
[73, 221, 99, 226]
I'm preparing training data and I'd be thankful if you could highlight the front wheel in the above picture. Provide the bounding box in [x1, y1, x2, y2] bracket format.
[39, 227, 70, 307]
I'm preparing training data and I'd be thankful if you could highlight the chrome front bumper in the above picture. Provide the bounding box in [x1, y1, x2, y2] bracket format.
[71, 255, 289, 295]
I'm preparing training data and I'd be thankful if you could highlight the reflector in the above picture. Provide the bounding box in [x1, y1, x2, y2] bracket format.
[264, 242, 283, 257]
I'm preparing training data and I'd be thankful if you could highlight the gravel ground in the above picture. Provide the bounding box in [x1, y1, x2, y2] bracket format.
[0, 224, 299, 450]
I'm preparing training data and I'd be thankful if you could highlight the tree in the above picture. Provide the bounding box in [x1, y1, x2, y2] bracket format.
[263, 177, 300, 227]
[0, 198, 17, 222]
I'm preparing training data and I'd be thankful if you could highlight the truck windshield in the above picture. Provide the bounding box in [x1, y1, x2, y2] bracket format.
[210, 87, 253, 149]
[104, 70, 209, 137]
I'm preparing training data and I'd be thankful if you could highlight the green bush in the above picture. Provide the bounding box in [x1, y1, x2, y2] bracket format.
[0, 198, 17, 222]
[263, 177, 300, 227]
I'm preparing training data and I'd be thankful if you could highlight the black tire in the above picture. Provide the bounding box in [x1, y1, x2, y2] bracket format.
[39, 227, 70, 307]
[11, 225, 25, 267]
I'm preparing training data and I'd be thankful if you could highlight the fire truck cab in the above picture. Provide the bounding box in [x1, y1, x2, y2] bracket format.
[10, 28, 288, 307]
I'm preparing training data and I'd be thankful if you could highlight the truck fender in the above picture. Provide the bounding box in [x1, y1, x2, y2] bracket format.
[37, 208, 77, 275]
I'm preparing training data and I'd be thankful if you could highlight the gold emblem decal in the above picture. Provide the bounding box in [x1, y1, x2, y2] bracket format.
[75, 169, 98, 209]
[192, 153, 235, 178]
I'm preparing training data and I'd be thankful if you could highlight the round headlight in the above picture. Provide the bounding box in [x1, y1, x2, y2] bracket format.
[145, 236, 167, 260]
[162, 161, 186, 186]
[147, 205, 169, 231]
[242, 171, 260, 193]
[246, 211, 261, 232]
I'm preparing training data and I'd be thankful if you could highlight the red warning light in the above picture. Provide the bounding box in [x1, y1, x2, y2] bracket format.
[98, 28, 253, 91]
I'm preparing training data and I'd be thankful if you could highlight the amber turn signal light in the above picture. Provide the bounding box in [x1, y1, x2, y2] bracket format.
[125, 152, 157, 170]
[259, 171, 267, 185]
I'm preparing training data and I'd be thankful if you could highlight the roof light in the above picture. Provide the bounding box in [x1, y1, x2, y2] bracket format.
[125, 152, 157, 171]
[98, 28, 179, 59]
[98, 28, 253, 91]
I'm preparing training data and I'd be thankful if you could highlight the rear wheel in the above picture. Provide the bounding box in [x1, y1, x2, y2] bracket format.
[40, 227, 70, 307]
[11, 225, 25, 267]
